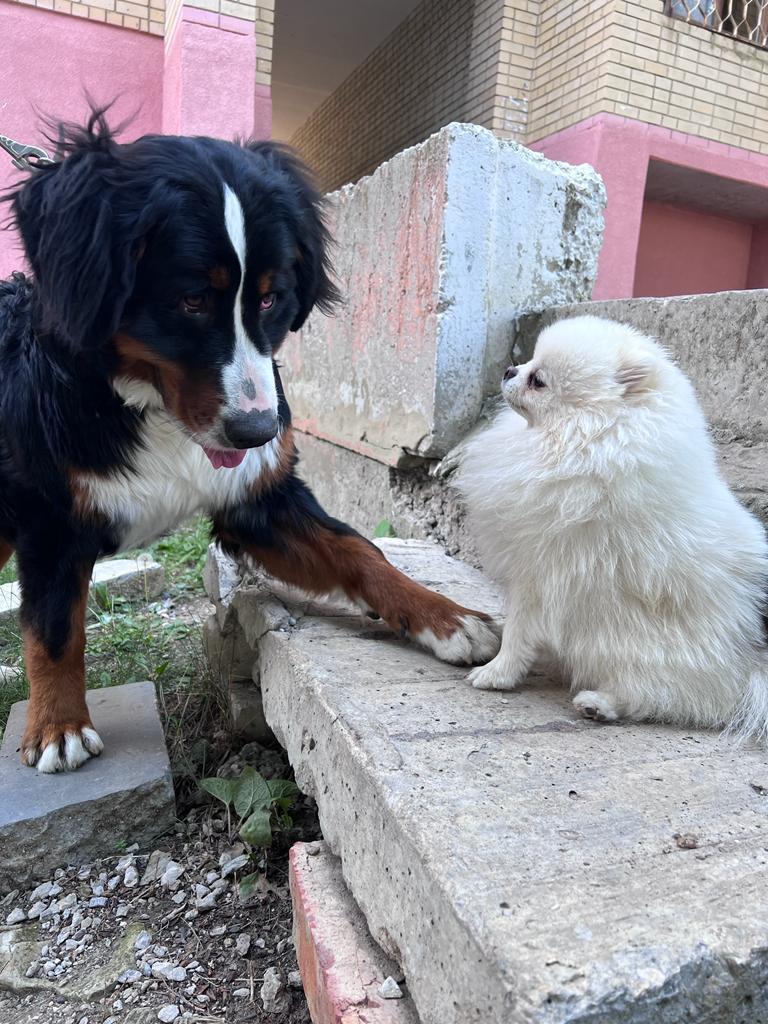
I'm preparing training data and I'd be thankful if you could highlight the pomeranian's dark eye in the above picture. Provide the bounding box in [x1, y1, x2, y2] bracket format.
[181, 294, 207, 316]
[529, 371, 546, 390]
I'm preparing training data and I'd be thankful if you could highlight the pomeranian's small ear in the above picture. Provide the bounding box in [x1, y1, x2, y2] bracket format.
[616, 358, 654, 395]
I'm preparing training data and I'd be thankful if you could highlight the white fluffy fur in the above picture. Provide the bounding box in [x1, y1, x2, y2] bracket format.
[456, 315, 768, 740]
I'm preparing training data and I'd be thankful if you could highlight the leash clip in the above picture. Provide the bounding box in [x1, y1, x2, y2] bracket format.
[0, 134, 56, 171]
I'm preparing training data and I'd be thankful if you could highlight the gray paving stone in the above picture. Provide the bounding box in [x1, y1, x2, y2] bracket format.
[0, 555, 165, 621]
[0, 682, 175, 894]
[258, 538, 768, 1024]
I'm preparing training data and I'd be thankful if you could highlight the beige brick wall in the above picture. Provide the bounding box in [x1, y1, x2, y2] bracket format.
[291, 0, 531, 192]
[9, 0, 164, 33]
[527, 0, 768, 152]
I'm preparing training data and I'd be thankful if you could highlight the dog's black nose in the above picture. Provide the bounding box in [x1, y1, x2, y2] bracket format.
[503, 365, 518, 381]
[223, 410, 279, 449]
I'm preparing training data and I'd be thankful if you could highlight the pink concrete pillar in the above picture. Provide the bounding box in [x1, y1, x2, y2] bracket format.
[163, 6, 271, 139]
[747, 224, 768, 289]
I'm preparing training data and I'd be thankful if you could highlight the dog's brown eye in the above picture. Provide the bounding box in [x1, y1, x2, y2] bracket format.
[181, 294, 206, 316]
[529, 372, 546, 390]
[260, 293, 276, 311]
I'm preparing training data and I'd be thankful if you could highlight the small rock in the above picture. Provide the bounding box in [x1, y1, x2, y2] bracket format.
[209, 924, 227, 937]
[204, 871, 219, 884]
[233, 988, 250, 998]
[141, 850, 172, 886]
[134, 930, 152, 951]
[183, 910, 198, 921]
[194, 884, 210, 899]
[6, 907, 26, 925]
[115, 854, 135, 873]
[29, 881, 54, 902]
[112, 998, 124, 1011]
[28, 901, 47, 919]
[118, 969, 143, 984]
[288, 970, 303, 989]
[235, 933, 251, 956]
[91, 883, 105, 896]
[378, 976, 403, 999]
[160, 862, 185, 889]
[58, 893, 77, 910]
[194, 893, 217, 912]
[116, 905, 130, 919]
[171, 892, 186, 905]
[152, 962, 187, 982]
[124, 865, 139, 888]
[220, 854, 250, 878]
[89, 897, 108, 908]
[260, 967, 289, 1014]
[157, 1007, 180, 1023]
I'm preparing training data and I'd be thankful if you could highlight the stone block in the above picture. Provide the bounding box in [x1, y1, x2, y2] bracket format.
[0, 555, 165, 622]
[258, 538, 768, 1024]
[202, 543, 242, 630]
[284, 122, 605, 465]
[290, 841, 420, 1024]
[202, 612, 255, 686]
[229, 680, 272, 743]
[515, 290, 768, 525]
[0, 681, 175, 894]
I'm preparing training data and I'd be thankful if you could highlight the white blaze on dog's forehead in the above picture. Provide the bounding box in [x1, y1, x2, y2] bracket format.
[222, 185, 277, 415]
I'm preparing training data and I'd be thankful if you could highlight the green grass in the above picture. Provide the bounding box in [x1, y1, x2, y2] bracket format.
[0, 516, 228, 794]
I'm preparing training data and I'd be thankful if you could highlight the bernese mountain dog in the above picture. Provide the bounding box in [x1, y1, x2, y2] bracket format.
[0, 112, 500, 774]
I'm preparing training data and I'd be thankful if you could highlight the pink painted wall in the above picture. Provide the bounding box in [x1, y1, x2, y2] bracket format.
[530, 113, 768, 300]
[634, 201, 752, 298]
[0, 2, 163, 278]
[163, 7, 270, 139]
[747, 224, 768, 289]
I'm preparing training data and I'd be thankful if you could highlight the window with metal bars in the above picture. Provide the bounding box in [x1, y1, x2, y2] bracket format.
[665, 0, 768, 48]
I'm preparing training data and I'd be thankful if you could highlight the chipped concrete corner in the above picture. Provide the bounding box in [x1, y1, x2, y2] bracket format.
[285, 122, 605, 466]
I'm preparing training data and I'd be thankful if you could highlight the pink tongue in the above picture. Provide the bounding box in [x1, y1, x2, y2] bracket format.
[202, 446, 248, 470]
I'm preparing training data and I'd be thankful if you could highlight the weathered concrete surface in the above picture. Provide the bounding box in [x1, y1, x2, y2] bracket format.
[252, 538, 768, 1024]
[291, 841, 420, 1024]
[284, 122, 605, 466]
[516, 290, 768, 523]
[0, 555, 165, 621]
[294, 430, 480, 564]
[0, 682, 175, 894]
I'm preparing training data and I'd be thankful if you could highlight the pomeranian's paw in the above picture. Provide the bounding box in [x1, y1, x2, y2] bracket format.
[573, 690, 619, 723]
[467, 658, 519, 691]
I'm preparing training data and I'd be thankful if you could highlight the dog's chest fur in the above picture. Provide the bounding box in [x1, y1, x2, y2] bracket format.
[78, 397, 280, 551]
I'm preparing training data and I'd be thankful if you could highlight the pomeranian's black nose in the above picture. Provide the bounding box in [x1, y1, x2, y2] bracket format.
[503, 365, 518, 381]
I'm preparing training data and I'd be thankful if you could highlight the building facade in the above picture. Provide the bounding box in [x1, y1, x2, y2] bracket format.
[287, 0, 768, 300]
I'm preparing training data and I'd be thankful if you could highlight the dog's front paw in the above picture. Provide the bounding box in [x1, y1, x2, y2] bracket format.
[22, 722, 104, 773]
[573, 690, 619, 723]
[415, 613, 501, 666]
[467, 656, 519, 691]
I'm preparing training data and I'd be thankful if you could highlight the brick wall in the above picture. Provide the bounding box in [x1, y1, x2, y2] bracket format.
[8, 0, 164, 34]
[527, 0, 768, 153]
[291, 0, 544, 191]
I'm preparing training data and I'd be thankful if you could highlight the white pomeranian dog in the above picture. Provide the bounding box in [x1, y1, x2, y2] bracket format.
[456, 315, 768, 739]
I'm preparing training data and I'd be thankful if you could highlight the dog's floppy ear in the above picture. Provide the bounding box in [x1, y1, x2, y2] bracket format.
[11, 112, 144, 351]
[245, 141, 340, 332]
[616, 358, 655, 395]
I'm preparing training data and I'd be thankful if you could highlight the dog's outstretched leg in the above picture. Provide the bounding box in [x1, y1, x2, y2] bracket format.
[215, 468, 500, 666]
[17, 542, 103, 772]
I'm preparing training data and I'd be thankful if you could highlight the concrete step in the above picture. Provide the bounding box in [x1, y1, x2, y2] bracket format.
[0, 555, 165, 622]
[246, 538, 768, 1024]
[0, 681, 175, 893]
[291, 841, 420, 1024]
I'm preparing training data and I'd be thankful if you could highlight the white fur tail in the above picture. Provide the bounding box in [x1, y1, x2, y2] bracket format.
[725, 661, 768, 747]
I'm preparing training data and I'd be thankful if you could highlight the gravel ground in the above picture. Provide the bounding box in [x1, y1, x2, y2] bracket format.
[0, 744, 321, 1024]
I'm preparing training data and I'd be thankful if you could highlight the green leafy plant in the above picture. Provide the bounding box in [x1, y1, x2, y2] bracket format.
[373, 519, 397, 538]
[200, 765, 299, 862]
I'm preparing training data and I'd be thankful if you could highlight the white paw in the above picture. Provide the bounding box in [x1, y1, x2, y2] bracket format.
[573, 691, 619, 723]
[33, 727, 104, 773]
[467, 658, 519, 691]
[415, 615, 501, 666]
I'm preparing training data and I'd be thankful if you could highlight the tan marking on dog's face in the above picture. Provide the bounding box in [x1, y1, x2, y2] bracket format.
[209, 265, 231, 290]
[113, 332, 223, 432]
[258, 271, 275, 296]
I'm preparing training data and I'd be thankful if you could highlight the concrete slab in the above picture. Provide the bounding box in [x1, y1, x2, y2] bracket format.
[256, 538, 768, 1024]
[284, 123, 605, 465]
[0, 555, 165, 621]
[0, 681, 175, 894]
[291, 841, 421, 1024]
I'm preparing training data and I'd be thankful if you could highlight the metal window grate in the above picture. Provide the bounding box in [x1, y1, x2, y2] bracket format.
[665, 0, 768, 49]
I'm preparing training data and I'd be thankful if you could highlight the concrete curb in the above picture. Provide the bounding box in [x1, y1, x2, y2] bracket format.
[290, 842, 420, 1024]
